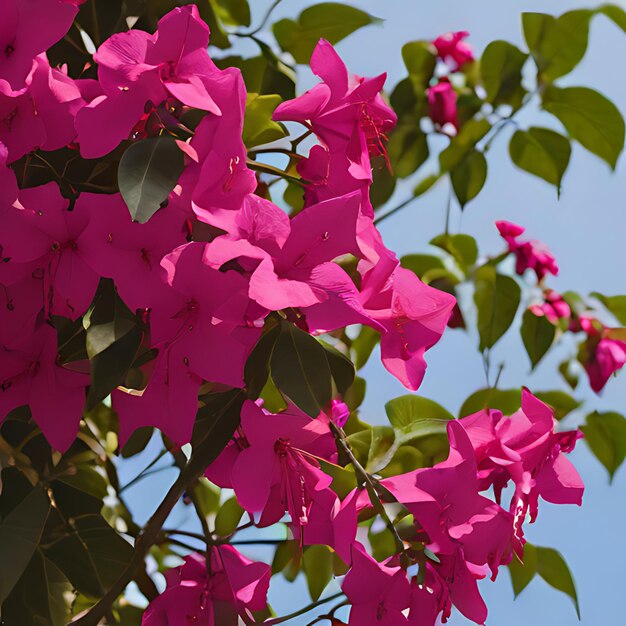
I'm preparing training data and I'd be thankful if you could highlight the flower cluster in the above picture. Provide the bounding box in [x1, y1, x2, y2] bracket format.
[427, 31, 475, 131]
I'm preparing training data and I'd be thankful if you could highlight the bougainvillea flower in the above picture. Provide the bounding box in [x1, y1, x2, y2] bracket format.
[0, 182, 99, 319]
[0, 274, 44, 350]
[113, 350, 202, 448]
[77, 193, 188, 311]
[427, 79, 458, 130]
[381, 421, 513, 578]
[329, 399, 350, 428]
[274, 39, 396, 216]
[342, 543, 411, 626]
[432, 31, 475, 70]
[0, 0, 78, 91]
[409, 564, 451, 626]
[360, 260, 456, 390]
[0, 55, 84, 162]
[495, 220, 558, 281]
[142, 547, 271, 626]
[583, 336, 626, 393]
[529, 290, 571, 325]
[0, 325, 88, 451]
[460, 389, 584, 555]
[76, 5, 226, 157]
[205, 401, 338, 531]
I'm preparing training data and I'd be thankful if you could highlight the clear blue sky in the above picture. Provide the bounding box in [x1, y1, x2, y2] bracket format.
[119, 1, 626, 624]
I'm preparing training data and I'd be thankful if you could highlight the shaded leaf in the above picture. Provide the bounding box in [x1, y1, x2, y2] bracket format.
[481, 40, 528, 107]
[439, 119, 491, 171]
[535, 546, 580, 618]
[534, 391, 580, 421]
[591, 292, 626, 325]
[401, 40, 437, 93]
[303, 545, 333, 601]
[351, 326, 380, 370]
[450, 150, 487, 207]
[270, 322, 332, 417]
[474, 266, 521, 350]
[387, 123, 429, 178]
[273, 3, 380, 64]
[521, 309, 556, 369]
[118, 137, 185, 223]
[509, 127, 571, 190]
[430, 233, 478, 275]
[508, 544, 538, 597]
[214, 497, 245, 537]
[244, 323, 280, 399]
[320, 341, 356, 395]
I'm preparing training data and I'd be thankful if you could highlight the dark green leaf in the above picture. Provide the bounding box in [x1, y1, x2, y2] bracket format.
[481, 40, 528, 107]
[343, 376, 366, 412]
[522, 11, 592, 81]
[400, 254, 446, 280]
[244, 323, 280, 399]
[46, 514, 133, 599]
[474, 266, 521, 350]
[401, 40, 437, 93]
[0, 486, 50, 603]
[521, 309, 556, 369]
[439, 119, 491, 172]
[118, 137, 185, 223]
[370, 160, 396, 208]
[535, 546, 580, 618]
[214, 0, 251, 27]
[214, 497, 244, 537]
[450, 150, 487, 207]
[459, 388, 521, 418]
[120, 427, 154, 459]
[387, 124, 429, 178]
[273, 3, 381, 64]
[303, 545, 333, 601]
[581, 411, 626, 480]
[509, 127, 571, 191]
[243, 93, 287, 148]
[270, 322, 332, 417]
[320, 341, 356, 394]
[534, 391, 580, 421]
[542, 85, 625, 169]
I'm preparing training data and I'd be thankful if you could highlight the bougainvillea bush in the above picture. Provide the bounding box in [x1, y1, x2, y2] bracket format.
[0, 1, 624, 625]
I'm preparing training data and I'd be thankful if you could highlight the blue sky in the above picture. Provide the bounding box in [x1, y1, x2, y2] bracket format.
[120, 1, 626, 624]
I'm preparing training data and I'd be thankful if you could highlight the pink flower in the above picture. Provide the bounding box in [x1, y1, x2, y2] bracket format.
[342, 543, 411, 626]
[409, 564, 451, 626]
[0, 182, 99, 319]
[75, 6, 227, 157]
[495, 220, 558, 281]
[142, 547, 270, 626]
[529, 290, 571, 325]
[427, 79, 458, 130]
[432, 31, 475, 70]
[0, 325, 88, 451]
[359, 257, 456, 391]
[460, 389, 584, 556]
[330, 399, 350, 428]
[0, 0, 78, 91]
[584, 336, 626, 393]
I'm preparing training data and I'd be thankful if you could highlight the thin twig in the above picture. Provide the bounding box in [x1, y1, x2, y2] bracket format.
[266, 592, 345, 626]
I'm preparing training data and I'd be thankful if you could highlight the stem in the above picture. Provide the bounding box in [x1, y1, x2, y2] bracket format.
[119, 449, 170, 493]
[329, 423, 407, 565]
[70, 458, 205, 625]
[228, 539, 286, 546]
[444, 176, 453, 235]
[373, 195, 418, 226]
[238, 0, 284, 37]
[163, 528, 207, 542]
[266, 592, 345, 626]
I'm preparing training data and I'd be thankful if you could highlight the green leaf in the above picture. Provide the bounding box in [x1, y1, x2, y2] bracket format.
[303, 545, 333, 601]
[480, 40, 528, 107]
[523, 11, 593, 81]
[343, 376, 366, 412]
[542, 85, 625, 169]
[45, 514, 133, 599]
[508, 544, 538, 597]
[474, 266, 521, 350]
[581, 411, 626, 480]
[385, 395, 454, 442]
[535, 546, 580, 618]
[213, 0, 251, 27]
[521, 309, 556, 369]
[0, 486, 50, 603]
[273, 3, 381, 64]
[120, 427, 154, 459]
[591, 292, 626, 325]
[270, 321, 332, 417]
[401, 40, 437, 93]
[387, 123, 429, 178]
[430, 233, 478, 275]
[243, 93, 287, 148]
[509, 127, 571, 191]
[319, 341, 356, 395]
[244, 323, 280, 399]
[118, 137, 185, 223]
[459, 388, 521, 418]
[400, 254, 446, 280]
[351, 325, 379, 370]
[366, 425, 396, 472]
[450, 150, 487, 208]
[439, 119, 491, 172]
[413, 173, 442, 197]
[598, 4, 626, 31]
[214, 497, 245, 537]
[534, 391, 580, 421]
